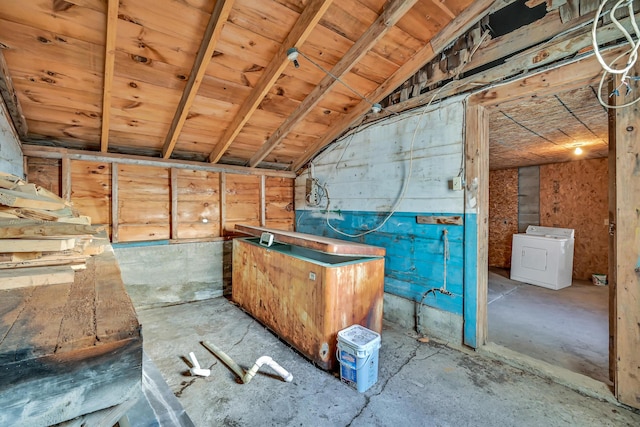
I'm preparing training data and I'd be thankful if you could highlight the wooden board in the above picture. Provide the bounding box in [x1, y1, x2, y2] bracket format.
[0, 219, 100, 238]
[0, 188, 66, 210]
[265, 176, 295, 230]
[416, 215, 463, 225]
[232, 238, 384, 370]
[0, 265, 75, 290]
[0, 243, 142, 425]
[0, 237, 76, 253]
[610, 67, 640, 409]
[235, 224, 386, 256]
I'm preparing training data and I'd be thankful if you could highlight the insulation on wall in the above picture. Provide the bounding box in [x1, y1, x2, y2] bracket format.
[540, 158, 608, 280]
[488, 168, 519, 268]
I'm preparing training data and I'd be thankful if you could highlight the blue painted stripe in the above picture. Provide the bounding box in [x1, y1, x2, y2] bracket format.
[112, 239, 170, 248]
[297, 210, 465, 316]
[463, 212, 478, 348]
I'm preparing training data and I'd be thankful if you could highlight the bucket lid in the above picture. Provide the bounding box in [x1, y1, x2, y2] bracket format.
[338, 325, 380, 348]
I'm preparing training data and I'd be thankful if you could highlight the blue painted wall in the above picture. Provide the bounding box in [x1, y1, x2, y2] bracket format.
[297, 210, 465, 315]
[294, 97, 480, 346]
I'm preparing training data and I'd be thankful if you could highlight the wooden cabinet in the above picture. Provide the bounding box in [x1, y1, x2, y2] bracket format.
[232, 226, 385, 370]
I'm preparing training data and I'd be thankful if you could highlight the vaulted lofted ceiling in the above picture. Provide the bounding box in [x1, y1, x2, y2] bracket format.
[0, 0, 495, 172]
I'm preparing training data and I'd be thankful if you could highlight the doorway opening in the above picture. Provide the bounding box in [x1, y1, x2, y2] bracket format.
[484, 84, 611, 386]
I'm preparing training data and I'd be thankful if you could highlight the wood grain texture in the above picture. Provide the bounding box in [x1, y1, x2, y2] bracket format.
[0, 265, 75, 290]
[0, 243, 141, 426]
[540, 158, 608, 280]
[236, 224, 386, 256]
[232, 238, 384, 370]
[488, 168, 518, 268]
[610, 67, 640, 408]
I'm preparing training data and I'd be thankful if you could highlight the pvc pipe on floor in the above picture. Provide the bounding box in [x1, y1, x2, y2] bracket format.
[201, 341, 293, 384]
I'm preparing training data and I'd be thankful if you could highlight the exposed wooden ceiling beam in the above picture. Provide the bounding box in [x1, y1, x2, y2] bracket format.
[290, 0, 497, 172]
[22, 145, 296, 179]
[100, 0, 118, 153]
[0, 49, 28, 139]
[162, 0, 236, 159]
[207, 0, 334, 164]
[247, 0, 418, 168]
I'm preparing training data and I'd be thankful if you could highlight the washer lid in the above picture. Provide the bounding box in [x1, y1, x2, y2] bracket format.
[525, 225, 574, 239]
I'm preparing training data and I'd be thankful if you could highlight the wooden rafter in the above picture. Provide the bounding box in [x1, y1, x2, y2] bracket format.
[291, 0, 498, 171]
[161, 0, 236, 159]
[247, 0, 418, 168]
[207, 0, 334, 164]
[0, 49, 28, 139]
[100, 0, 118, 153]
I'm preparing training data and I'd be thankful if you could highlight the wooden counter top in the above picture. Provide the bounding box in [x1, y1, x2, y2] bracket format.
[235, 224, 386, 257]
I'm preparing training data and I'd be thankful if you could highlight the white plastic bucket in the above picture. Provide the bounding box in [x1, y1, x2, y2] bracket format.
[337, 325, 381, 392]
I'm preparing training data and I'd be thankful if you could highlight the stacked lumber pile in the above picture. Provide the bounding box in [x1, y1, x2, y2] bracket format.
[0, 172, 107, 290]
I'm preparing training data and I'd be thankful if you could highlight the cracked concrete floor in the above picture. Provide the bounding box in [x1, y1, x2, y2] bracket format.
[137, 298, 640, 426]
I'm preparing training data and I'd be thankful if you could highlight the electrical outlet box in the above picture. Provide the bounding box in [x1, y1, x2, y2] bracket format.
[452, 177, 463, 191]
[306, 178, 319, 206]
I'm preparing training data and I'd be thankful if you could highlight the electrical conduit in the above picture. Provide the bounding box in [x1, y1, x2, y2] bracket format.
[201, 341, 293, 384]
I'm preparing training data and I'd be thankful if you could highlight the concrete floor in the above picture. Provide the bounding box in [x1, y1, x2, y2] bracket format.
[487, 268, 610, 385]
[135, 297, 640, 426]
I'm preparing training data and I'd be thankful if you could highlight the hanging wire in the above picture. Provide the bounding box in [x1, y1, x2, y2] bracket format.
[295, 49, 397, 116]
[592, 0, 640, 108]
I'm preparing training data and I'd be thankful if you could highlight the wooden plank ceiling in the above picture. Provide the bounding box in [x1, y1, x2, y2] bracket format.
[0, 0, 487, 171]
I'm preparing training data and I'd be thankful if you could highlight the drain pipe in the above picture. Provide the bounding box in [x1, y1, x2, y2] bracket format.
[201, 341, 293, 384]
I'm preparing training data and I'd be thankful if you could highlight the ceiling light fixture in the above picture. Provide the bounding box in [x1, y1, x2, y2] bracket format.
[286, 47, 300, 68]
[286, 47, 393, 117]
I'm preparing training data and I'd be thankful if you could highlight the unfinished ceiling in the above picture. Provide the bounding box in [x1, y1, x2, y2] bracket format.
[0, 0, 493, 171]
[489, 85, 609, 170]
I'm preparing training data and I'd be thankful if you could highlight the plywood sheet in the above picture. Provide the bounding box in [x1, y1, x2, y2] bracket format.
[488, 168, 518, 268]
[540, 158, 608, 280]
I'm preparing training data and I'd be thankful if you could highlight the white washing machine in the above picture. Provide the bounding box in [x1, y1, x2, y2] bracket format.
[510, 225, 575, 290]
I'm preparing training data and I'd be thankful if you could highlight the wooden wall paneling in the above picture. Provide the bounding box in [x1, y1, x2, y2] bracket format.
[539, 158, 608, 280]
[224, 174, 260, 233]
[171, 167, 178, 239]
[265, 176, 295, 231]
[220, 172, 226, 236]
[176, 169, 220, 239]
[610, 66, 640, 408]
[61, 155, 71, 203]
[117, 164, 170, 242]
[26, 158, 61, 196]
[260, 175, 266, 227]
[111, 163, 118, 242]
[70, 160, 111, 234]
[488, 168, 518, 268]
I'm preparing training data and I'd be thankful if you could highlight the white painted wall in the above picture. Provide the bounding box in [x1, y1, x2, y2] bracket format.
[296, 97, 466, 215]
[0, 102, 23, 177]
